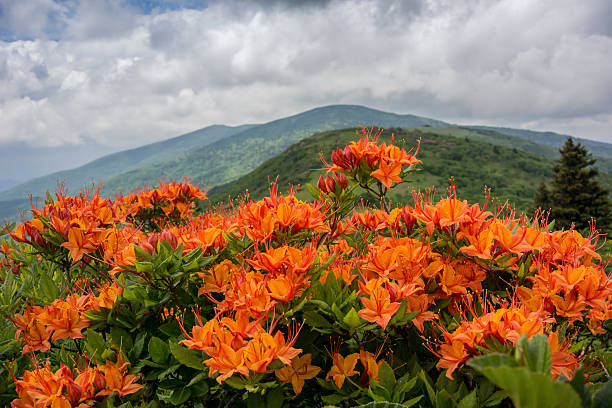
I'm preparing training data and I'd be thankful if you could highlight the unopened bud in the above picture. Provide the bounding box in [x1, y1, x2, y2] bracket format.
[160, 230, 179, 249]
[93, 370, 106, 389]
[336, 172, 348, 191]
[325, 174, 337, 193]
[68, 383, 83, 406]
[317, 175, 328, 194]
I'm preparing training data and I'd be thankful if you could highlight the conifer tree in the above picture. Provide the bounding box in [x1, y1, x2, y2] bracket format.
[534, 138, 611, 232]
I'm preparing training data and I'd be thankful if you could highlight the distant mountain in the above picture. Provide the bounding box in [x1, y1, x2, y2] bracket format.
[0, 124, 252, 202]
[0, 179, 22, 193]
[0, 140, 116, 183]
[209, 127, 612, 213]
[2, 104, 611, 222]
[101, 105, 450, 194]
[466, 126, 612, 158]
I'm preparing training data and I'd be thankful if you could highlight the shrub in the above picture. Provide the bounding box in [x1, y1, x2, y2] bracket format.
[1, 127, 610, 407]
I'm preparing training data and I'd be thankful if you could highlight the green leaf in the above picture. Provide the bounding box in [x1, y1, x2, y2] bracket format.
[148, 337, 170, 364]
[378, 362, 396, 393]
[418, 370, 436, 404]
[189, 379, 210, 397]
[169, 387, 191, 406]
[519, 334, 552, 374]
[224, 376, 246, 389]
[321, 394, 347, 405]
[395, 375, 418, 396]
[457, 390, 478, 408]
[169, 341, 205, 370]
[187, 372, 209, 387]
[303, 311, 331, 328]
[110, 326, 133, 353]
[134, 245, 152, 262]
[305, 183, 322, 199]
[469, 364, 581, 408]
[593, 380, 612, 408]
[355, 403, 410, 408]
[265, 387, 284, 408]
[158, 320, 182, 338]
[435, 389, 455, 408]
[467, 353, 519, 370]
[568, 367, 590, 408]
[342, 307, 364, 330]
[402, 395, 423, 408]
[483, 391, 508, 407]
[130, 333, 147, 360]
[85, 329, 106, 360]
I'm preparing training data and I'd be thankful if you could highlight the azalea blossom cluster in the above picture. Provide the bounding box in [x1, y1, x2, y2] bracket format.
[11, 287, 121, 354]
[12, 357, 142, 408]
[2, 128, 610, 407]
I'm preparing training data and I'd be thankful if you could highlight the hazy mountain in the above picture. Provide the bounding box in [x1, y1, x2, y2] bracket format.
[101, 105, 450, 194]
[0, 179, 23, 193]
[0, 124, 253, 202]
[2, 104, 611, 222]
[466, 126, 612, 158]
[0, 140, 117, 183]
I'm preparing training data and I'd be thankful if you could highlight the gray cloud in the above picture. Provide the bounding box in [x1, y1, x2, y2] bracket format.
[0, 0, 611, 164]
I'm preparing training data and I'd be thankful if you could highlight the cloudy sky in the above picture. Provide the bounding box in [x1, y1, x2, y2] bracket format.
[1, 0, 612, 179]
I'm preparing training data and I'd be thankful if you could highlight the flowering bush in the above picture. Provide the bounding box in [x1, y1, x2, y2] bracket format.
[1, 128, 611, 408]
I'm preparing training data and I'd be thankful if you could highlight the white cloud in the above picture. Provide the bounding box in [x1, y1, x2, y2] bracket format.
[0, 0, 611, 154]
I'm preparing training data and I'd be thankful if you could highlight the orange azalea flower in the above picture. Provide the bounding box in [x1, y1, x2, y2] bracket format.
[460, 230, 495, 259]
[48, 308, 90, 341]
[267, 276, 295, 303]
[95, 283, 123, 310]
[359, 350, 382, 382]
[370, 159, 402, 189]
[358, 286, 401, 330]
[243, 335, 275, 373]
[437, 340, 469, 379]
[60, 227, 97, 262]
[22, 321, 52, 354]
[275, 354, 321, 395]
[96, 356, 144, 397]
[204, 343, 249, 383]
[326, 353, 360, 389]
[198, 260, 238, 294]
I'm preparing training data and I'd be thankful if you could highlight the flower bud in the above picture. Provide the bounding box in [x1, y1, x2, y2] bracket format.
[147, 232, 160, 251]
[325, 174, 337, 194]
[93, 370, 106, 389]
[68, 383, 83, 406]
[160, 229, 179, 250]
[335, 172, 348, 191]
[317, 175, 328, 194]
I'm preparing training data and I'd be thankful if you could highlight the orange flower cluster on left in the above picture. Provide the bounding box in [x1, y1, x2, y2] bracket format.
[11, 285, 121, 354]
[12, 356, 142, 408]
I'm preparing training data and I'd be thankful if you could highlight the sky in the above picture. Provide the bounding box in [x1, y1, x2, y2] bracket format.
[1, 0, 611, 179]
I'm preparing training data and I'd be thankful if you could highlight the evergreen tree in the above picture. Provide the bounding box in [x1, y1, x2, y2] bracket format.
[534, 138, 611, 232]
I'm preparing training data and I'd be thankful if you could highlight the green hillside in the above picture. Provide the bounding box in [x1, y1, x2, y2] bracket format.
[467, 125, 612, 158]
[465, 126, 612, 173]
[0, 124, 251, 201]
[101, 105, 450, 194]
[209, 128, 612, 214]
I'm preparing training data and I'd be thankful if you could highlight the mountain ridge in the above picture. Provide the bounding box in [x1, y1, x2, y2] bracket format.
[1, 104, 611, 222]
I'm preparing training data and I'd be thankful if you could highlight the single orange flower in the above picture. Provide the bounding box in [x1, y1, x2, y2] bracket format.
[326, 353, 360, 389]
[370, 159, 402, 189]
[275, 354, 321, 395]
